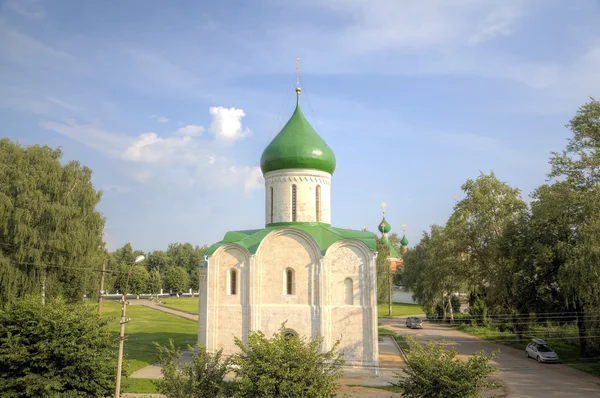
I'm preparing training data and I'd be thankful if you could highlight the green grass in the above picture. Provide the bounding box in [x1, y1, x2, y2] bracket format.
[347, 384, 403, 393]
[393, 335, 410, 351]
[454, 323, 600, 377]
[159, 297, 199, 315]
[121, 378, 159, 394]
[378, 327, 396, 336]
[378, 303, 423, 318]
[101, 301, 198, 374]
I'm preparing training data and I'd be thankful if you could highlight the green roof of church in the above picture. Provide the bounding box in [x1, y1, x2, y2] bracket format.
[381, 235, 400, 258]
[260, 98, 336, 175]
[206, 223, 376, 256]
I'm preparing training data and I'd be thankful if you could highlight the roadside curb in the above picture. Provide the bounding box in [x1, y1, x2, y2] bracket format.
[390, 335, 408, 363]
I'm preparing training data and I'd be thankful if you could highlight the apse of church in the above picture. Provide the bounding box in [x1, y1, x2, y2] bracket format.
[198, 73, 380, 372]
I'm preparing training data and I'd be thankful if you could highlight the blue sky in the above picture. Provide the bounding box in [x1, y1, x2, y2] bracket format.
[2, 0, 600, 252]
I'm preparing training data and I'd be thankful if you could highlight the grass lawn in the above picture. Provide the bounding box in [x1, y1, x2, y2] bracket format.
[455, 323, 600, 377]
[378, 303, 423, 318]
[101, 301, 198, 374]
[159, 296, 199, 315]
[121, 378, 159, 394]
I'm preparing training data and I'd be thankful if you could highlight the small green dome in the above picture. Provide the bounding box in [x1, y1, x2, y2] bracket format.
[378, 217, 391, 234]
[260, 99, 336, 175]
[401, 234, 409, 247]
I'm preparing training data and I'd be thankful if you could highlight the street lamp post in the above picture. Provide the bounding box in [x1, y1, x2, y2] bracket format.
[114, 255, 145, 398]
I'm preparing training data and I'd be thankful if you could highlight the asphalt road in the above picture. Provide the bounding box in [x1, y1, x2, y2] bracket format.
[379, 316, 600, 398]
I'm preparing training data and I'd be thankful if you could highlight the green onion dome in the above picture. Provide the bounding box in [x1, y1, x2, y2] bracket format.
[400, 234, 409, 247]
[378, 217, 391, 234]
[260, 96, 336, 175]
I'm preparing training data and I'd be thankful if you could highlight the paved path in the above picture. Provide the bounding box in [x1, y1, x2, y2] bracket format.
[127, 298, 198, 321]
[380, 316, 600, 398]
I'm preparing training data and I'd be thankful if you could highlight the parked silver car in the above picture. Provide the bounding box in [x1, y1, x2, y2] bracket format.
[406, 316, 423, 329]
[526, 338, 559, 363]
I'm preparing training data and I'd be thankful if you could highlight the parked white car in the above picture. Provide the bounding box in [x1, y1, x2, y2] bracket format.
[526, 338, 559, 363]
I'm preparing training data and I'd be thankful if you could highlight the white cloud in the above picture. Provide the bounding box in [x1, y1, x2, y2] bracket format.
[242, 166, 264, 192]
[40, 120, 130, 156]
[122, 132, 194, 163]
[150, 114, 169, 123]
[469, 6, 523, 45]
[209, 106, 251, 141]
[175, 124, 205, 136]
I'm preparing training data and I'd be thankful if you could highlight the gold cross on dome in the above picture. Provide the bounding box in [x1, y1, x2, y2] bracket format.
[402, 223, 407, 232]
[381, 201, 387, 216]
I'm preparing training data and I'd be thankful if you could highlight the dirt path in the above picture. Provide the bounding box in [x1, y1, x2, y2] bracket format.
[380, 316, 600, 398]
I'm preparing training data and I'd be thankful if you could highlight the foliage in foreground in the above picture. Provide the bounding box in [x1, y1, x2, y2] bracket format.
[154, 324, 345, 398]
[0, 296, 117, 397]
[232, 324, 345, 398]
[394, 337, 499, 398]
[155, 340, 231, 398]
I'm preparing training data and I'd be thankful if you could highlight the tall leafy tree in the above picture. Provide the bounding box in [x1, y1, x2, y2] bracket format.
[164, 266, 190, 292]
[167, 243, 208, 290]
[545, 99, 600, 355]
[148, 269, 162, 294]
[0, 139, 105, 304]
[549, 98, 600, 189]
[446, 171, 527, 311]
[147, 250, 172, 272]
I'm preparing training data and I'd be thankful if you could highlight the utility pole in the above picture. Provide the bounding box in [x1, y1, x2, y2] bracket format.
[114, 255, 145, 398]
[98, 258, 106, 314]
[41, 265, 47, 305]
[387, 260, 392, 317]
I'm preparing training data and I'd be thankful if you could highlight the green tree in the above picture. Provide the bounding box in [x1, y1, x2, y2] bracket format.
[402, 226, 464, 320]
[0, 139, 105, 304]
[446, 171, 526, 312]
[549, 98, 600, 190]
[112, 243, 135, 267]
[0, 295, 117, 397]
[232, 324, 344, 398]
[165, 266, 190, 292]
[147, 250, 172, 273]
[167, 243, 208, 290]
[558, 187, 600, 355]
[129, 265, 149, 294]
[155, 340, 231, 398]
[394, 337, 499, 398]
[148, 269, 162, 294]
[375, 237, 391, 304]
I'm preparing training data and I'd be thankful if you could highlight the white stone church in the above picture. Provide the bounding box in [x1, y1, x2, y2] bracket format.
[198, 86, 379, 371]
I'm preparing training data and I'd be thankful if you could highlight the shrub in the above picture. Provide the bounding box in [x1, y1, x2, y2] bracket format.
[0, 296, 117, 397]
[451, 295, 461, 314]
[155, 340, 231, 398]
[469, 298, 491, 327]
[393, 337, 500, 398]
[232, 324, 345, 397]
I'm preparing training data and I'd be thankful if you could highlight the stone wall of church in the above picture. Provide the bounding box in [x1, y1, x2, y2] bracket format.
[323, 242, 378, 368]
[200, 229, 379, 372]
[264, 169, 332, 224]
[254, 229, 321, 339]
[206, 246, 250, 355]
